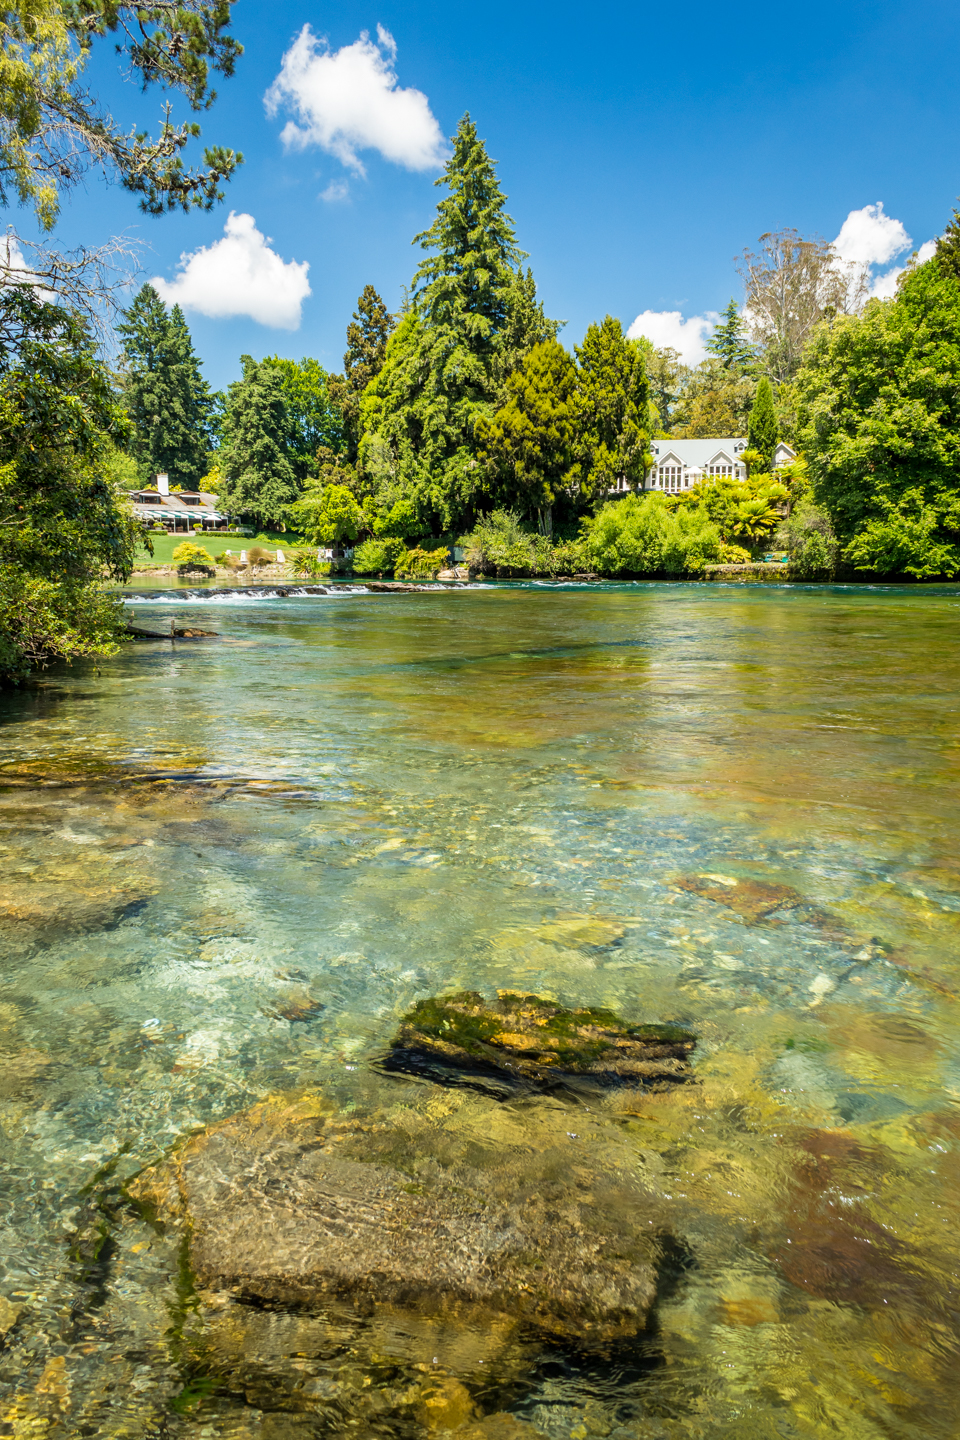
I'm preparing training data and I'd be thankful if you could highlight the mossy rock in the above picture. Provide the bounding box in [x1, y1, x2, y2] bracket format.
[385, 990, 695, 1095]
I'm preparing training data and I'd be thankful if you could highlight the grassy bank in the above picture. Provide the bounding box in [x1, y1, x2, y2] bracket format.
[134, 531, 307, 569]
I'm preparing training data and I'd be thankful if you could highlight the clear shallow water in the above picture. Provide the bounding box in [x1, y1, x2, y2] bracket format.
[1, 581, 960, 1437]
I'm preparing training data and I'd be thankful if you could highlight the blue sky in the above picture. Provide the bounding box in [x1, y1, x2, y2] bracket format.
[33, 0, 960, 390]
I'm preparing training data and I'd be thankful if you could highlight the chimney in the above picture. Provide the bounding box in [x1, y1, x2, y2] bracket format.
[156, 472, 169, 495]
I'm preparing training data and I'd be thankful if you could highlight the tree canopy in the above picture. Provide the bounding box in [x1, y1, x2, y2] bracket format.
[796, 252, 960, 578]
[0, 0, 242, 233]
[218, 355, 298, 529]
[575, 316, 652, 500]
[118, 283, 213, 488]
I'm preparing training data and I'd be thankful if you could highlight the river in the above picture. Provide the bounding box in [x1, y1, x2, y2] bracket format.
[1, 580, 958, 1438]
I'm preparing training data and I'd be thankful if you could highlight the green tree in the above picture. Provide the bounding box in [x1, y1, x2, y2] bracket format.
[327, 286, 394, 464]
[358, 115, 530, 531]
[0, 0, 242, 233]
[264, 355, 343, 481]
[118, 283, 213, 487]
[581, 492, 721, 576]
[632, 339, 686, 435]
[491, 266, 561, 400]
[670, 357, 756, 438]
[476, 338, 578, 534]
[0, 286, 139, 681]
[796, 249, 960, 577]
[575, 316, 652, 500]
[706, 299, 755, 371]
[747, 377, 778, 473]
[218, 355, 298, 528]
[289, 483, 362, 547]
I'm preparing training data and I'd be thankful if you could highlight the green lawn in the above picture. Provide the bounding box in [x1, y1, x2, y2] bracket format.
[134, 530, 308, 567]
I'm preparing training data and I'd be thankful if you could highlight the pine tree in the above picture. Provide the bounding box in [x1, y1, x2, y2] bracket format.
[705, 299, 755, 371]
[476, 339, 578, 534]
[118, 284, 213, 488]
[359, 115, 531, 530]
[492, 267, 562, 399]
[328, 286, 394, 463]
[576, 317, 653, 500]
[747, 377, 778, 473]
[218, 356, 298, 528]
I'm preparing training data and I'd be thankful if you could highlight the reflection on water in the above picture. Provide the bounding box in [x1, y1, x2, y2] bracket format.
[1, 581, 959, 1437]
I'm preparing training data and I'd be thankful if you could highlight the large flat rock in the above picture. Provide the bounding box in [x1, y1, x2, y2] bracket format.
[130, 1088, 661, 1346]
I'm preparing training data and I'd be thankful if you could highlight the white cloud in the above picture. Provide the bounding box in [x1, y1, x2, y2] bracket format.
[868, 238, 937, 299]
[320, 179, 349, 203]
[832, 203, 938, 305]
[265, 25, 448, 176]
[152, 212, 311, 330]
[626, 309, 716, 365]
[833, 202, 910, 268]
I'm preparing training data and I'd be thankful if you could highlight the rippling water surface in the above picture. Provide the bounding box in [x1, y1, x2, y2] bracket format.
[1, 581, 959, 1438]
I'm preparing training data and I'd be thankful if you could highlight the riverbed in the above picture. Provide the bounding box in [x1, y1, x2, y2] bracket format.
[1, 581, 959, 1438]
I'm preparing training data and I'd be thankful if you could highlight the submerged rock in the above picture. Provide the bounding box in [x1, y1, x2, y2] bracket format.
[383, 990, 695, 1095]
[672, 873, 803, 923]
[129, 1089, 662, 1347]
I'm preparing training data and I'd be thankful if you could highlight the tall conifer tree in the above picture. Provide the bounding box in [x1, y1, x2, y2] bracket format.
[747, 377, 778, 473]
[359, 115, 541, 530]
[218, 357, 298, 528]
[118, 284, 213, 488]
[705, 299, 755, 372]
[329, 286, 394, 463]
[576, 317, 653, 500]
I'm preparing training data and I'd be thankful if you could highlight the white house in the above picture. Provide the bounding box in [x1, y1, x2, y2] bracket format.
[127, 471, 233, 533]
[608, 438, 797, 495]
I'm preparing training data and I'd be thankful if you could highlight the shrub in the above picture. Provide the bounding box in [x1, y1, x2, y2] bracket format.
[246, 545, 274, 569]
[352, 536, 405, 575]
[172, 541, 214, 574]
[717, 543, 753, 564]
[286, 548, 330, 579]
[394, 545, 450, 579]
[0, 569, 128, 683]
[582, 493, 721, 576]
[775, 499, 839, 579]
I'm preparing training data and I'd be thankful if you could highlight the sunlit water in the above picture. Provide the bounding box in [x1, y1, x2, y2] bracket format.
[1, 581, 959, 1438]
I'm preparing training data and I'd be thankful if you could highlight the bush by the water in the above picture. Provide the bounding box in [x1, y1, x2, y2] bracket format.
[463, 510, 561, 577]
[172, 542, 214, 574]
[775, 500, 839, 579]
[394, 545, 450, 579]
[286, 548, 330, 579]
[581, 493, 721, 576]
[352, 536, 405, 575]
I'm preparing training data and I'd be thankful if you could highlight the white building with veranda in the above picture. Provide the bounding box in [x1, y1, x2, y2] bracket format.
[608, 438, 797, 495]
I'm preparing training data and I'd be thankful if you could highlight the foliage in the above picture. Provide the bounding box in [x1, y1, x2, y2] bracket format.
[358, 116, 537, 533]
[476, 339, 578, 533]
[118, 283, 213, 487]
[351, 536, 405, 575]
[217, 355, 298, 528]
[0, 0, 242, 232]
[581, 492, 721, 576]
[200, 462, 221, 492]
[747, 377, 778, 473]
[717, 542, 752, 564]
[245, 544, 273, 569]
[171, 540, 212, 571]
[285, 548, 329, 579]
[327, 285, 393, 463]
[669, 473, 788, 546]
[394, 545, 450, 580]
[462, 508, 557, 576]
[632, 339, 685, 435]
[0, 568, 128, 681]
[737, 229, 859, 382]
[705, 299, 756, 371]
[264, 355, 343, 481]
[796, 251, 960, 578]
[774, 499, 839, 579]
[491, 266, 561, 401]
[0, 286, 139, 680]
[575, 316, 652, 500]
[670, 357, 756, 438]
[289, 482, 362, 546]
